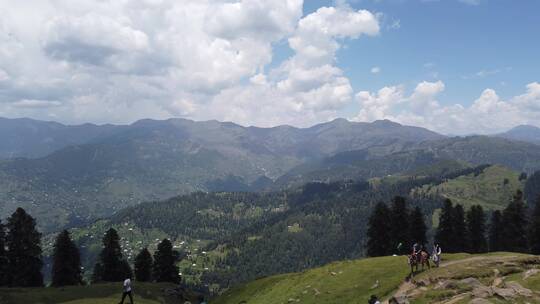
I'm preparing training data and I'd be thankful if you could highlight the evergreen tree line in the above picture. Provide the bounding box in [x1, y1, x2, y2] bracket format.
[435, 190, 534, 254]
[0, 207, 181, 288]
[366, 196, 428, 257]
[92, 228, 182, 284]
[367, 190, 540, 256]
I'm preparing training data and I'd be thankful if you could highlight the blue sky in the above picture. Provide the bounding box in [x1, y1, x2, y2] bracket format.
[0, 0, 538, 134]
[303, 0, 540, 108]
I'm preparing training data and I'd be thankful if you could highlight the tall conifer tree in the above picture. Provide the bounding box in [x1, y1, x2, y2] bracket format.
[366, 202, 392, 257]
[435, 199, 455, 252]
[6, 208, 43, 287]
[409, 207, 427, 247]
[528, 196, 540, 254]
[524, 171, 540, 204]
[390, 196, 410, 254]
[153, 239, 181, 283]
[51, 230, 83, 286]
[466, 205, 487, 253]
[92, 228, 132, 282]
[502, 190, 528, 252]
[0, 220, 8, 286]
[452, 204, 468, 253]
[135, 248, 153, 282]
[488, 210, 503, 252]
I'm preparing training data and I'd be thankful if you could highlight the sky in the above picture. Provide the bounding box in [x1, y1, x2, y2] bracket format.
[0, 0, 539, 135]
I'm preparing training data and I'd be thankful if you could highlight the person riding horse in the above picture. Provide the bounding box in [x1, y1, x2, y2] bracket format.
[408, 242, 430, 276]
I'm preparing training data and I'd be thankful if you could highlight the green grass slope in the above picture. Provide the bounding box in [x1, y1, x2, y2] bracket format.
[0, 282, 199, 304]
[213, 256, 410, 304]
[212, 253, 540, 304]
[412, 164, 524, 211]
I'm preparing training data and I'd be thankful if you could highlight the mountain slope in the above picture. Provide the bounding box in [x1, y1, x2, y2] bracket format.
[498, 125, 540, 145]
[411, 164, 525, 210]
[212, 253, 540, 304]
[274, 150, 469, 189]
[417, 135, 540, 172]
[0, 118, 445, 231]
[0, 117, 123, 159]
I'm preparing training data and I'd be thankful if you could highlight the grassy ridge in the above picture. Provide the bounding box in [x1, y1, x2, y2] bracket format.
[212, 253, 540, 304]
[412, 164, 524, 210]
[213, 256, 410, 304]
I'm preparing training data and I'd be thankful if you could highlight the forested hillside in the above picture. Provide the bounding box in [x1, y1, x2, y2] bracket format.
[55, 164, 516, 293]
[0, 118, 445, 232]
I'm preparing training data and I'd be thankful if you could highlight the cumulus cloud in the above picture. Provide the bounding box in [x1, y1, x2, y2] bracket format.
[198, 4, 379, 127]
[11, 99, 62, 108]
[0, 0, 380, 127]
[353, 81, 540, 135]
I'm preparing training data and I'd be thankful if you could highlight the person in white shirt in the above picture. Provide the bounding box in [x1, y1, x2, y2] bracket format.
[119, 276, 134, 304]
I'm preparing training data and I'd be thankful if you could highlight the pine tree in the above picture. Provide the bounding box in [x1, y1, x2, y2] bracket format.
[92, 228, 132, 282]
[528, 196, 540, 254]
[524, 171, 540, 204]
[409, 207, 427, 247]
[452, 204, 468, 253]
[6, 208, 44, 287]
[435, 199, 454, 252]
[488, 210, 503, 252]
[0, 220, 8, 287]
[501, 190, 528, 252]
[51, 230, 83, 287]
[135, 248, 153, 282]
[153, 239, 181, 283]
[466, 205, 487, 253]
[366, 202, 392, 257]
[390, 196, 410, 254]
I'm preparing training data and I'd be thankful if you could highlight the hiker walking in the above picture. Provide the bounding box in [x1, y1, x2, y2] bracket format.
[119, 276, 134, 304]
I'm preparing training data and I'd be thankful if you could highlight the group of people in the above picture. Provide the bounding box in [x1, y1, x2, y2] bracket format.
[411, 242, 442, 267]
[369, 243, 443, 304]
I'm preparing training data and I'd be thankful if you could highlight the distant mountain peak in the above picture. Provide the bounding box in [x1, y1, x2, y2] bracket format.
[497, 124, 540, 144]
[371, 119, 402, 127]
[510, 124, 540, 132]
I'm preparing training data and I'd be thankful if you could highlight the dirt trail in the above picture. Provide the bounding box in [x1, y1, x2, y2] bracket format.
[383, 255, 518, 303]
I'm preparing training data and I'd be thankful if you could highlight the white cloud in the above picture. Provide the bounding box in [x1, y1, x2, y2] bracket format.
[0, 69, 9, 81]
[370, 66, 381, 74]
[353, 81, 540, 134]
[192, 4, 380, 127]
[0, 0, 380, 127]
[288, 6, 379, 67]
[355, 85, 405, 122]
[11, 99, 62, 108]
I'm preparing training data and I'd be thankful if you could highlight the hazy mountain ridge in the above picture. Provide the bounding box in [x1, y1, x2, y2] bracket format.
[0, 117, 447, 231]
[1, 117, 540, 232]
[497, 124, 540, 145]
[0, 117, 124, 159]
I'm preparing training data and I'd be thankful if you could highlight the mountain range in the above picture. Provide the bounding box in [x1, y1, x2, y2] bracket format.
[497, 124, 540, 145]
[1, 116, 540, 232]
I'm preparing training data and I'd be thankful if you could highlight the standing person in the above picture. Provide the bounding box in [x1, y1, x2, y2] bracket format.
[432, 243, 442, 267]
[119, 276, 134, 304]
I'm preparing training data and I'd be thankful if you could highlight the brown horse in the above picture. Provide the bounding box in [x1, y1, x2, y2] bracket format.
[408, 251, 430, 277]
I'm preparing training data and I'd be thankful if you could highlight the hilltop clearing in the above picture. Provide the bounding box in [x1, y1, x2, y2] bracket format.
[212, 253, 540, 304]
